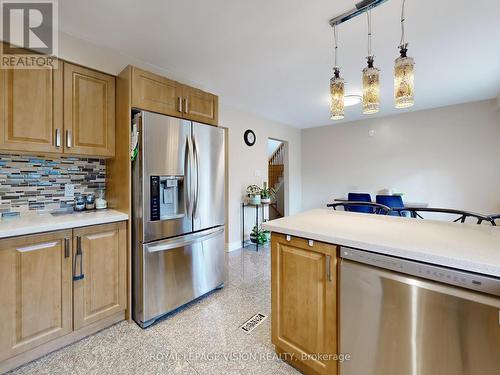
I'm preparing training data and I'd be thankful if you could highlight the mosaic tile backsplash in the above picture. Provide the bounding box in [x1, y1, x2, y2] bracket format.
[0, 154, 106, 213]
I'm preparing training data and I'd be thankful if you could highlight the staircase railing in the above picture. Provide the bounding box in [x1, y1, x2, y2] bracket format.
[268, 143, 284, 189]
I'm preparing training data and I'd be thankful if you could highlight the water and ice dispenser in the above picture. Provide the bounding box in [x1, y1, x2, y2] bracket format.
[150, 176, 185, 221]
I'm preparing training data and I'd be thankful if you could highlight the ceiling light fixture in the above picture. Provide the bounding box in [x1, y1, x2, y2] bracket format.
[362, 10, 380, 115]
[394, 0, 415, 108]
[344, 95, 362, 107]
[330, 25, 345, 120]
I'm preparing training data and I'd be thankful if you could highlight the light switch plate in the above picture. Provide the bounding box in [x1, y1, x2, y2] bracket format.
[64, 184, 74, 197]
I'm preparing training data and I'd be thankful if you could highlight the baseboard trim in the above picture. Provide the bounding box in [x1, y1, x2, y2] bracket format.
[1, 311, 125, 374]
[226, 241, 243, 252]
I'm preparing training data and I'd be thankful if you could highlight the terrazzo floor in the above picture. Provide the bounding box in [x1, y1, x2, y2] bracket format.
[9, 246, 301, 375]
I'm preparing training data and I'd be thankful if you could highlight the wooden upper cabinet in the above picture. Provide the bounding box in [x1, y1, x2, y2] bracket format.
[132, 67, 182, 117]
[0, 230, 72, 362]
[63, 62, 115, 157]
[0, 65, 63, 153]
[182, 85, 218, 126]
[72, 222, 126, 330]
[271, 234, 338, 375]
[130, 66, 219, 126]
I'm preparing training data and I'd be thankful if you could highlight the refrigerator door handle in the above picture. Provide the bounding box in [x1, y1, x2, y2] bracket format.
[146, 227, 224, 253]
[192, 134, 200, 219]
[186, 134, 195, 218]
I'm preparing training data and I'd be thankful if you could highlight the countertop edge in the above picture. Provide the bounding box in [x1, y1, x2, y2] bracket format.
[0, 210, 129, 239]
[262, 223, 500, 278]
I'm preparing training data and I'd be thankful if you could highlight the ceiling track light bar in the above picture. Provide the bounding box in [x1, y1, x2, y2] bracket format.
[329, 0, 389, 27]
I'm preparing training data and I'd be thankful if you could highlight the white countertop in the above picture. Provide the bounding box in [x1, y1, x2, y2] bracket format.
[0, 209, 129, 239]
[262, 209, 500, 277]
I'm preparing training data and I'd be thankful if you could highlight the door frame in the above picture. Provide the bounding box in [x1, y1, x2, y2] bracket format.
[267, 137, 289, 217]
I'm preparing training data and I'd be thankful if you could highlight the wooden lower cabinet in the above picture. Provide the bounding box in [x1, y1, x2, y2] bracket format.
[0, 221, 127, 372]
[271, 233, 338, 375]
[73, 222, 127, 330]
[0, 230, 73, 362]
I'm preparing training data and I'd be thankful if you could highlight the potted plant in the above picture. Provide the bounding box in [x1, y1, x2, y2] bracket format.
[263, 229, 271, 242]
[246, 184, 261, 205]
[250, 225, 267, 244]
[260, 182, 276, 204]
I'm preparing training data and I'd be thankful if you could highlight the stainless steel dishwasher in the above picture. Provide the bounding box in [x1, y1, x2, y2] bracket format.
[340, 247, 500, 375]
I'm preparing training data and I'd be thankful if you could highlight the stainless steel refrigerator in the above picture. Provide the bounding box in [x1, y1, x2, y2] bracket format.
[132, 110, 225, 328]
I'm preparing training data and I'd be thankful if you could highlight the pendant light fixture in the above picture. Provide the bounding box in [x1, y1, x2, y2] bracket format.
[330, 25, 345, 120]
[362, 10, 380, 115]
[394, 0, 415, 108]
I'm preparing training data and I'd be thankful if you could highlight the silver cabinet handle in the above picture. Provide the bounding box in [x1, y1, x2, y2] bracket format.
[66, 130, 72, 148]
[73, 236, 84, 281]
[178, 97, 183, 113]
[55, 129, 61, 147]
[184, 98, 189, 113]
[64, 238, 70, 258]
[326, 255, 332, 282]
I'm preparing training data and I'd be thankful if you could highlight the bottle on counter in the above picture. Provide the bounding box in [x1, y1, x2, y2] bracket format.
[85, 193, 95, 210]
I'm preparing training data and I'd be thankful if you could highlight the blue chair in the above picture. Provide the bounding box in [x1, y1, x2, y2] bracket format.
[347, 193, 373, 213]
[376, 195, 404, 216]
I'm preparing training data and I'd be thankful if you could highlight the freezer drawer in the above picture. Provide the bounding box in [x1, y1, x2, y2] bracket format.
[137, 226, 225, 327]
[340, 259, 500, 375]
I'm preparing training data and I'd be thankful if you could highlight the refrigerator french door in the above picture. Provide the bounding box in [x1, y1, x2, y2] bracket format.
[132, 111, 225, 327]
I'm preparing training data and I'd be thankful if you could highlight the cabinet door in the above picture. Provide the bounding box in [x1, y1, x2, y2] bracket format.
[132, 67, 183, 117]
[0, 64, 63, 153]
[272, 234, 338, 375]
[0, 230, 72, 362]
[182, 85, 218, 126]
[63, 62, 115, 157]
[73, 222, 126, 330]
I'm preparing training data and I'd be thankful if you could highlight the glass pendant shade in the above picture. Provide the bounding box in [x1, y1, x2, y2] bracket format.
[394, 51, 415, 108]
[330, 68, 345, 120]
[362, 57, 380, 115]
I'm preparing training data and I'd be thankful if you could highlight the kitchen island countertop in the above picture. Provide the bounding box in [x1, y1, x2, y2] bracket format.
[262, 209, 500, 277]
[0, 209, 129, 239]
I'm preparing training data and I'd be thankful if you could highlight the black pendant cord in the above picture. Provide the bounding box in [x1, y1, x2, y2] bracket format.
[399, 0, 408, 56]
[367, 10, 373, 58]
[333, 24, 339, 70]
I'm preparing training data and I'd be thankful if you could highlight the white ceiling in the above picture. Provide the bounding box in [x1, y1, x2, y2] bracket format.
[59, 0, 500, 128]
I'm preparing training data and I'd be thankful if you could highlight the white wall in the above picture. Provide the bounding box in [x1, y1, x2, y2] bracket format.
[220, 106, 301, 251]
[57, 32, 302, 250]
[302, 100, 500, 214]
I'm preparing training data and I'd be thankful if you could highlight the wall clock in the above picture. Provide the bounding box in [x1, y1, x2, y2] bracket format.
[244, 129, 256, 147]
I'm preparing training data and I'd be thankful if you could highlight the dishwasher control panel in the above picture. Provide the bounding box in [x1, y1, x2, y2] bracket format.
[340, 247, 500, 297]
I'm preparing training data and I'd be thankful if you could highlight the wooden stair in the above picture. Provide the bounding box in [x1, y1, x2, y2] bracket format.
[269, 142, 284, 189]
[268, 143, 284, 218]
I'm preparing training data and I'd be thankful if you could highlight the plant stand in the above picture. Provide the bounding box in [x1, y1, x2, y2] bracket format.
[241, 202, 269, 251]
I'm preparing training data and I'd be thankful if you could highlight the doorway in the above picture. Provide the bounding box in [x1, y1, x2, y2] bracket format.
[267, 138, 286, 220]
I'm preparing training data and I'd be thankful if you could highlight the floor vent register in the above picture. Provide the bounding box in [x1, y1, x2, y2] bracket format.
[240, 313, 267, 334]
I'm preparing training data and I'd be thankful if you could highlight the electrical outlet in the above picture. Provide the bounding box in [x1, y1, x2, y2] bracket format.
[64, 184, 75, 197]
[254, 169, 261, 177]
